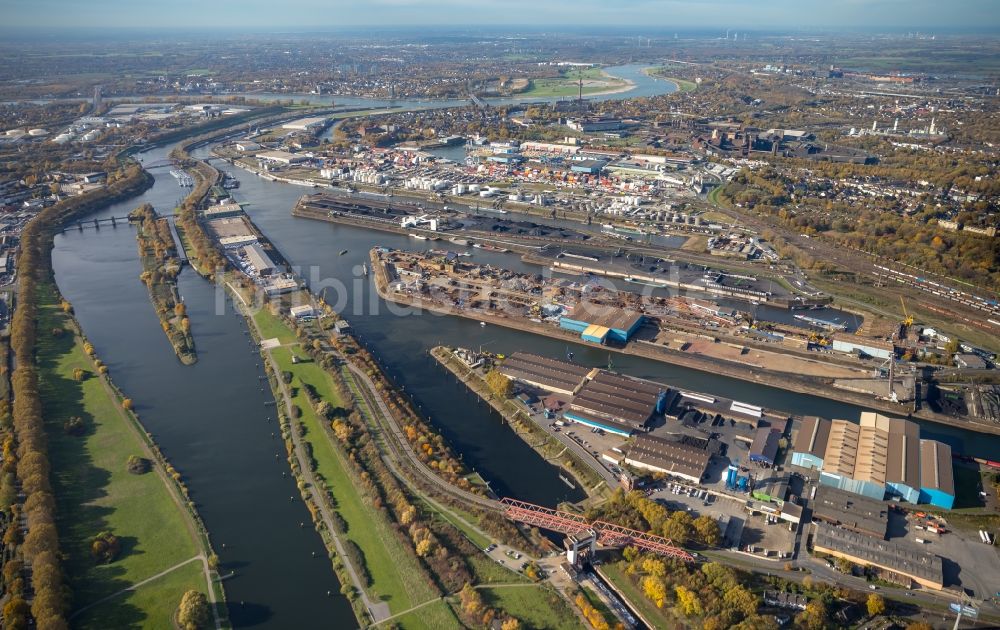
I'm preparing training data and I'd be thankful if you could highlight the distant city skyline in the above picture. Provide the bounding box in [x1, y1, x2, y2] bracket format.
[3, 0, 999, 31]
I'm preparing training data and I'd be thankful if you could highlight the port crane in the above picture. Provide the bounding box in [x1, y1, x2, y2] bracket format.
[899, 295, 914, 333]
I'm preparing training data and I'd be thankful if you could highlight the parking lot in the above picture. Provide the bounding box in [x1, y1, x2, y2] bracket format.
[649, 477, 797, 559]
[890, 509, 1000, 602]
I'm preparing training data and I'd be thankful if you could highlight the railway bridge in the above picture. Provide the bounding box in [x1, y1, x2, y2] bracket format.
[499, 497, 694, 562]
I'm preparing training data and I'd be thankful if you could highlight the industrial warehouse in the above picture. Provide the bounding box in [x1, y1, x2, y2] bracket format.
[498, 352, 666, 436]
[791, 413, 955, 509]
[563, 370, 666, 436]
[558, 302, 645, 345]
[622, 433, 712, 483]
[810, 485, 889, 539]
[812, 522, 945, 590]
[497, 353, 594, 397]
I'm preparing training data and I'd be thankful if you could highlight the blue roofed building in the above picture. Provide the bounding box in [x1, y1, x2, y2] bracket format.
[792, 413, 955, 509]
[559, 303, 644, 345]
[918, 440, 955, 510]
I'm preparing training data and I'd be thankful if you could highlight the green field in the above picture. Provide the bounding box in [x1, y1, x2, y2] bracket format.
[480, 585, 584, 630]
[253, 306, 298, 344]
[72, 560, 206, 630]
[519, 67, 628, 98]
[35, 283, 207, 627]
[392, 599, 463, 630]
[269, 332, 438, 613]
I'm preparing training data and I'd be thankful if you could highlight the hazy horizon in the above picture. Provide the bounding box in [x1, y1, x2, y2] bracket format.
[3, 0, 999, 32]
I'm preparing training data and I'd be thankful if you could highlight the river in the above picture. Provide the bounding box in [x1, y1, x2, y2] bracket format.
[52, 145, 349, 628]
[235, 63, 678, 115]
[48, 67, 678, 625]
[47, 69, 1000, 628]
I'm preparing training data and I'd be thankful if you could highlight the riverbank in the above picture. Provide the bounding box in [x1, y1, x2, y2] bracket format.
[515, 67, 634, 99]
[643, 67, 697, 93]
[229, 282, 573, 628]
[430, 345, 611, 504]
[132, 205, 197, 365]
[370, 249, 1000, 437]
[36, 281, 224, 627]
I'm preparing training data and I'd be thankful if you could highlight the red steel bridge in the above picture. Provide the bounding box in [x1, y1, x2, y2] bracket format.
[499, 498, 694, 562]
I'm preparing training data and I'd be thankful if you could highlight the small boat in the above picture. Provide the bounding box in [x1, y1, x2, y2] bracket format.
[480, 321, 486, 327]
[339, 250, 349, 256]
[362, 263, 369, 276]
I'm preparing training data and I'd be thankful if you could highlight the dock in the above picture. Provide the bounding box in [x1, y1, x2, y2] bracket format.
[166, 216, 188, 264]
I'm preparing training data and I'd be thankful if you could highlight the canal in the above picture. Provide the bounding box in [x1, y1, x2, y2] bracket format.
[46, 69, 1000, 628]
[197, 146, 1000, 460]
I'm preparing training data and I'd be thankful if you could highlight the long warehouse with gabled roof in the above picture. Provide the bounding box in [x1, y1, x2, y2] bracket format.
[624, 433, 711, 483]
[812, 522, 944, 590]
[497, 352, 594, 397]
[564, 370, 666, 436]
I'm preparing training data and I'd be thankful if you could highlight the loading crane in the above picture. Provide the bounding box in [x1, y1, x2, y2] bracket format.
[900, 295, 914, 329]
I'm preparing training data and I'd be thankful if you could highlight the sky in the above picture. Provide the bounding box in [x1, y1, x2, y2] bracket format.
[2, 0, 998, 31]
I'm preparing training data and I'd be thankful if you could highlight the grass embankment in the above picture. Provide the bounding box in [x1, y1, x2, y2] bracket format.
[133, 205, 196, 365]
[646, 67, 698, 92]
[480, 585, 583, 630]
[390, 599, 463, 628]
[598, 562, 673, 628]
[519, 67, 627, 98]
[271, 345, 438, 613]
[255, 306, 439, 616]
[254, 304, 568, 629]
[35, 282, 208, 628]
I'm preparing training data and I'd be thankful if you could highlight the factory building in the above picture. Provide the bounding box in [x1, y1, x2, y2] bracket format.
[256, 150, 307, 165]
[567, 117, 625, 133]
[830, 334, 895, 360]
[751, 472, 789, 505]
[748, 428, 781, 467]
[201, 202, 244, 220]
[812, 523, 944, 590]
[243, 243, 278, 276]
[568, 159, 607, 174]
[281, 117, 328, 132]
[790, 416, 830, 470]
[791, 413, 954, 509]
[559, 303, 644, 345]
[623, 433, 711, 483]
[564, 370, 664, 436]
[919, 440, 955, 510]
[811, 485, 889, 539]
[498, 352, 593, 397]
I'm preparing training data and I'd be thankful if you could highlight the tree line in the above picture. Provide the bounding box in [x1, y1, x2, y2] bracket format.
[2, 162, 152, 629]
